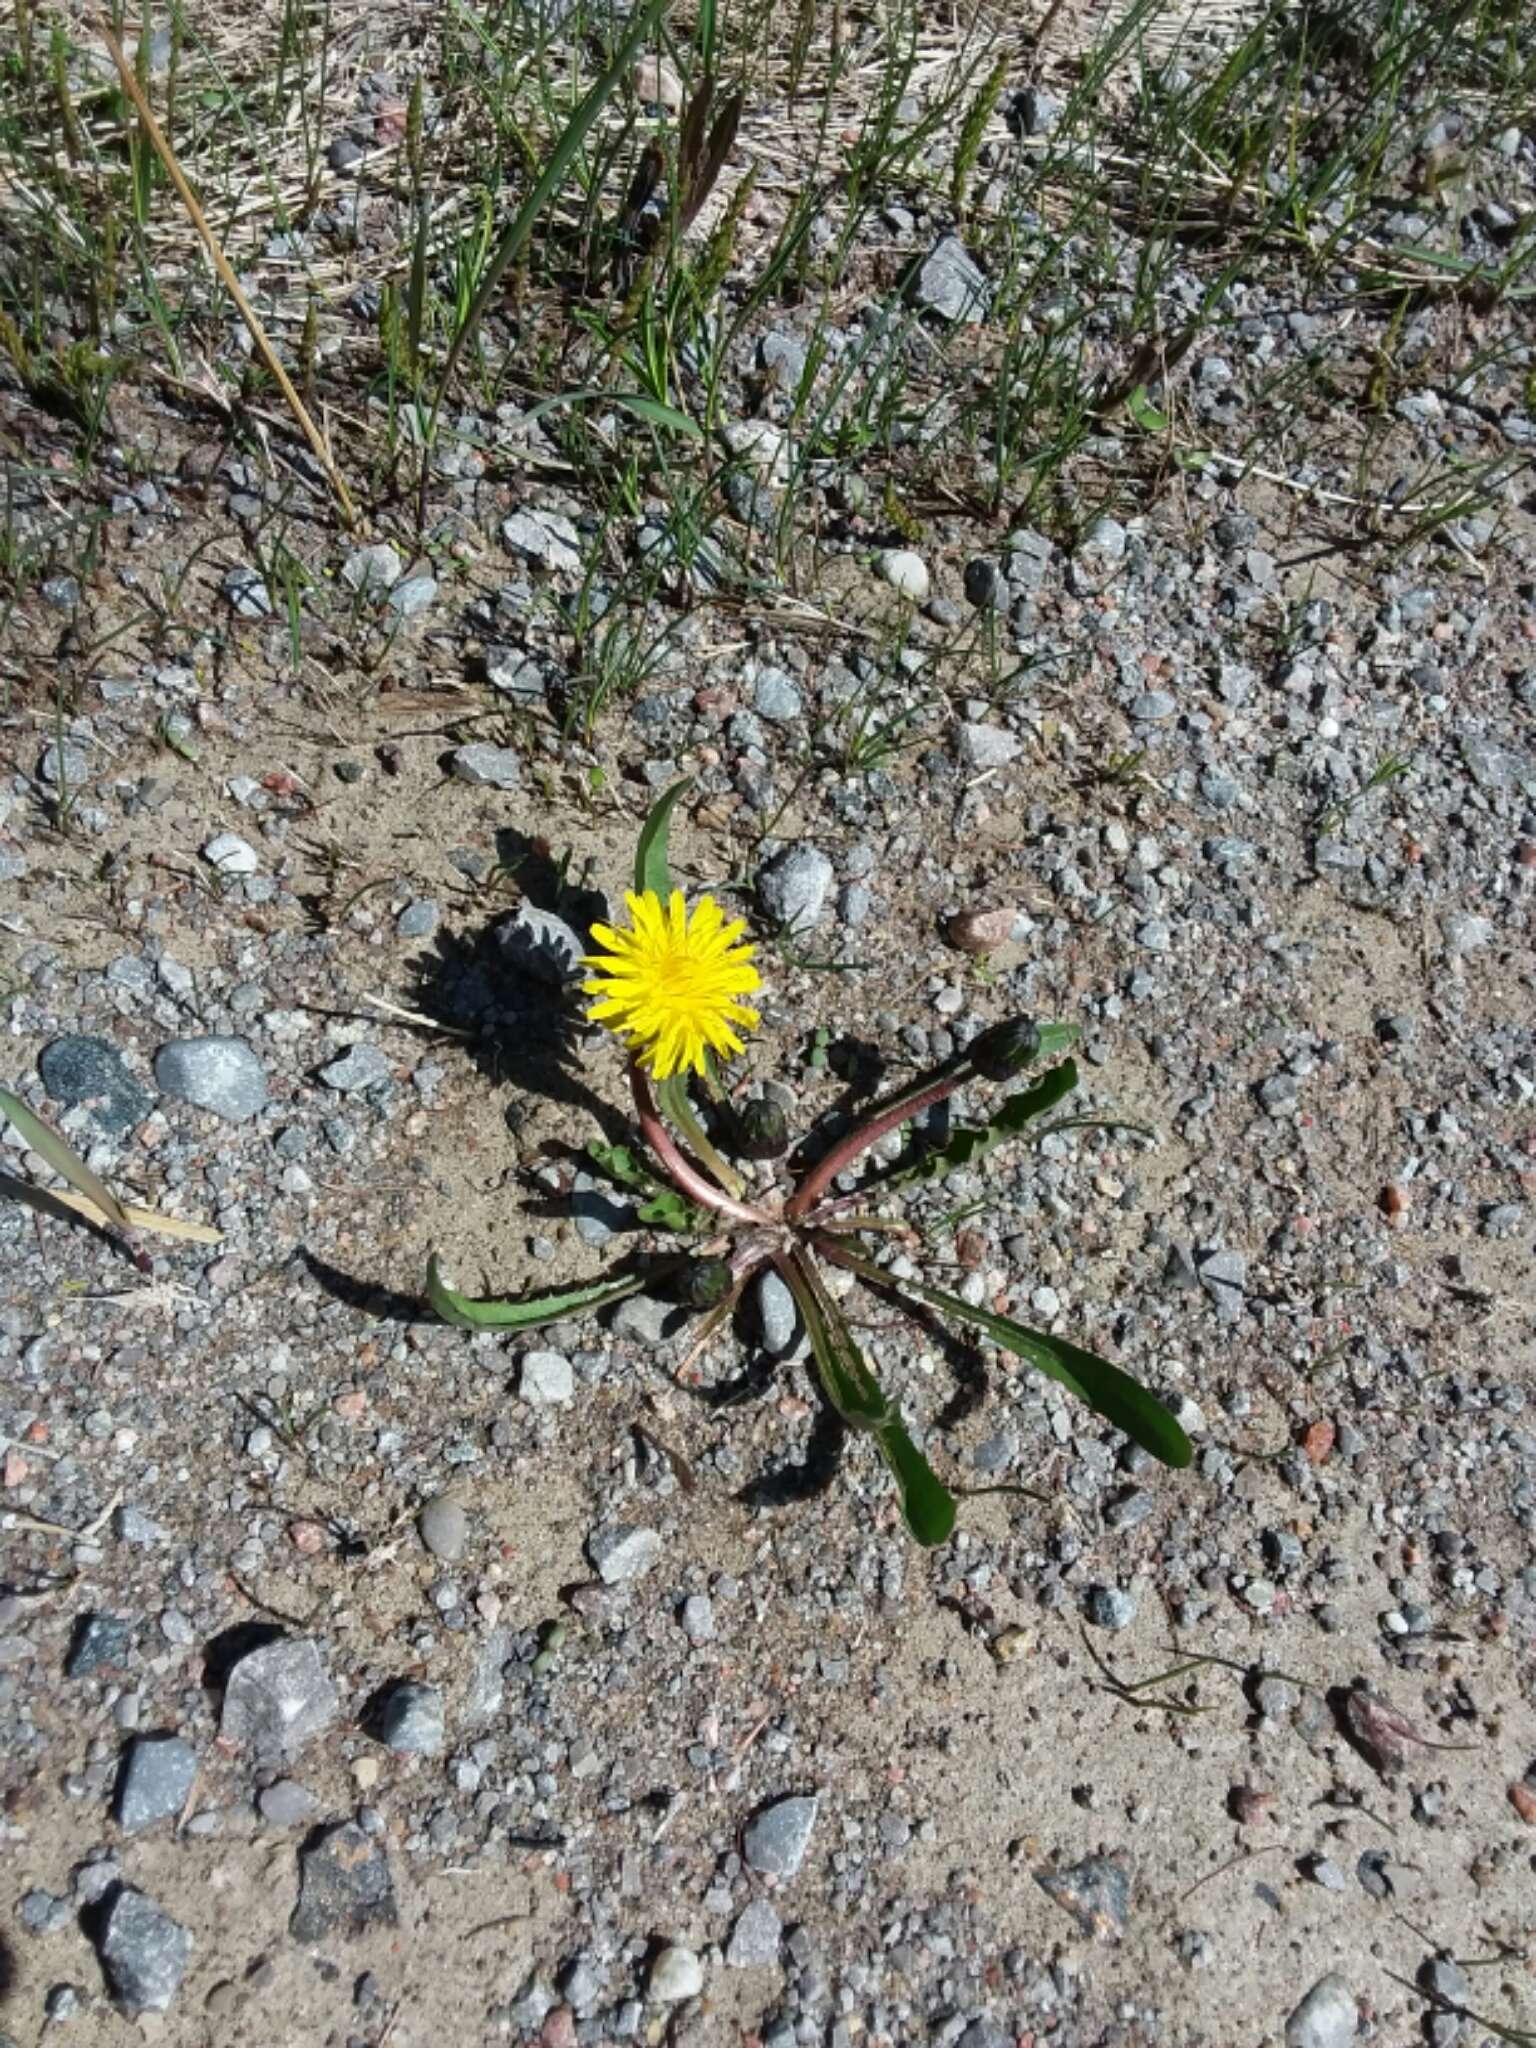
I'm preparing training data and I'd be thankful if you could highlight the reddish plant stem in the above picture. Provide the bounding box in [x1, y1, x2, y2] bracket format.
[786, 1064, 973, 1221]
[630, 1060, 772, 1226]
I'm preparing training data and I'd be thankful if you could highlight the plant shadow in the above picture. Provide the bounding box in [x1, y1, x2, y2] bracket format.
[406, 825, 630, 1143]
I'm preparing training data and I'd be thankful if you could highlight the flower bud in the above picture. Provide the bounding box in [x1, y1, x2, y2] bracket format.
[968, 1015, 1041, 1081]
[734, 1096, 789, 1160]
[679, 1257, 733, 1308]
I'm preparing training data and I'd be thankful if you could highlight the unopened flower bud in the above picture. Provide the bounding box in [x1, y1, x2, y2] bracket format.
[679, 1257, 732, 1308]
[968, 1015, 1041, 1081]
[734, 1096, 789, 1160]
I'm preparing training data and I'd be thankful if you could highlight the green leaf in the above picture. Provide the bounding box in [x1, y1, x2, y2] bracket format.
[586, 1140, 647, 1190]
[426, 1253, 651, 1331]
[829, 1247, 1191, 1470]
[890, 1060, 1079, 1190]
[586, 1138, 714, 1231]
[1034, 1023, 1080, 1059]
[872, 1414, 958, 1546]
[779, 1251, 957, 1547]
[0, 1084, 130, 1229]
[634, 776, 691, 897]
[1126, 383, 1169, 432]
[636, 1188, 711, 1233]
[519, 388, 704, 439]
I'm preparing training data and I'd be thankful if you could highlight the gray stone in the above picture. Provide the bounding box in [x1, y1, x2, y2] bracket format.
[1284, 1974, 1357, 2048]
[753, 668, 803, 722]
[756, 1270, 799, 1356]
[485, 651, 549, 703]
[521, 1350, 574, 1405]
[45, 1983, 84, 2021]
[154, 1037, 268, 1122]
[589, 1524, 662, 1584]
[572, 1170, 630, 1245]
[1012, 86, 1062, 134]
[679, 1594, 715, 1644]
[758, 843, 834, 929]
[1131, 691, 1176, 722]
[451, 743, 523, 790]
[38, 1038, 150, 1138]
[1198, 1248, 1247, 1298]
[1034, 1851, 1131, 1940]
[318, 1042, 392, 1093]
[19, 1888, 72, 1935]
[649, 1945, 704, 2003]
[956, 2022, 1009, 2048]
[911, 235, 990, 322]
[387, 575, 437, 617]
[496, 903, 585, 985]
[222, 566, 272, 617]
[219, 1637, 339, 1761]
[94, 1888, 192, 2014]
[502, 507, 581, 573]
[610, 1293, 677, 1347]
[377, 1681, 444, 1755]
[726, 1897, 782, 1967]
[956, 721, 1021, 771]
[1441, 911, 1492, 957]
[464, 1628, 514, 1728]
[743, 1793, 819, 1877]
[1259, 1073, 1299, 1116]
[963, 558, 1001, 608]
[341, 543, 402, 600]
[1086, 1585, 1137, 1630]
[396, 899, 439, 939]
[257, 1779, 316, 1827]
[1423, 1957, 1469, 2007]
[418, 1496, 469, 1561]
[759, 332, 808, 388]
[113, 1734, 196, 1833]
[878, 550, 931, 603]
[290, 1821, 397, 1940]
[201, 831, 259, 876]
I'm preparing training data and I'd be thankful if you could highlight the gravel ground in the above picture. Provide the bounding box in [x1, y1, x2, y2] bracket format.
[3, 20, 1536, 2048]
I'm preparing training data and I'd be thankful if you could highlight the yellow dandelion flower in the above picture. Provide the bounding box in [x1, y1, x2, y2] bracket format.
[583, 888, 762, 1080]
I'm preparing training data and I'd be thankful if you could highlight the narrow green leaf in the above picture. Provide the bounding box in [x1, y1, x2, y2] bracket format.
[426, 1253, 650, 1330]
[634, 776, 691, 897]
[0, 1084, 130, 1228]
[873, 1415, 958, 1546]
[431, 0, 670, 404]
[890, 1061, 1079, 1190]
[779, 1252, 957, 1546]
[830, 1247, 1191, 1469]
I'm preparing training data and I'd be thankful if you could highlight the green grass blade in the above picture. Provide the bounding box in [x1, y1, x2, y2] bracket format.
[829, 1247, 1191, 1470]
[634, 776, 691, 896]
[0, 1084, 130, 1228]
[889, 1060, 1079, 1190]
[428, 0, 670, 415]
[426, 1252, 651, 1330]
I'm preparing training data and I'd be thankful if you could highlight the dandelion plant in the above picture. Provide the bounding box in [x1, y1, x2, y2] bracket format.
[427, 784, 1191, 1544]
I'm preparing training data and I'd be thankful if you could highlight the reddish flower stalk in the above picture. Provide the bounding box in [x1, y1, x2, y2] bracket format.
[785, 1063, 975, 1221]
[630, 1060, 772, 1227]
